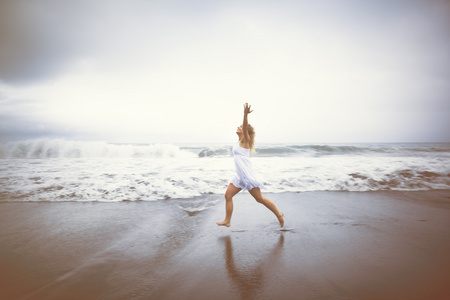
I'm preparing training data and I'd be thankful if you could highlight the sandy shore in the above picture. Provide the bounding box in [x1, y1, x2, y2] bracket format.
[1, 190, 449, 300]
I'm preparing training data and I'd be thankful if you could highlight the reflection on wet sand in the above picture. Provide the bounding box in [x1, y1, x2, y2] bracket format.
[220, 234, 284, 299]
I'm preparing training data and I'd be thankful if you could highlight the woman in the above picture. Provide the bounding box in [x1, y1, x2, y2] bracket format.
[217, 103, 284, 228]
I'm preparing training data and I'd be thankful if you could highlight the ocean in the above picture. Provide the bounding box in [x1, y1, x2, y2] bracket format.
[0, 139, 449, 203]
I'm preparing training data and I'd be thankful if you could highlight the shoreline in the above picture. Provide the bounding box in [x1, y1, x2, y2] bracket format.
[1, 190, 449, 299]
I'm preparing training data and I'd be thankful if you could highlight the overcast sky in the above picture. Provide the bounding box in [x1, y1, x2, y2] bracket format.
[1, 0, 449, 144]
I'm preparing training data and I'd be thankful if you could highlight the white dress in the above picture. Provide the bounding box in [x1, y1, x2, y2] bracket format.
[230, 144, 265, 191]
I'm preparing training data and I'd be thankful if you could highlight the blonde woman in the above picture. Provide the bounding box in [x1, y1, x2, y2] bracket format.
[217, 103, 284, 228]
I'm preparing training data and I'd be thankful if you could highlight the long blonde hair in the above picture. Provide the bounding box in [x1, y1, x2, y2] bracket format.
[247, 124, 256, 153]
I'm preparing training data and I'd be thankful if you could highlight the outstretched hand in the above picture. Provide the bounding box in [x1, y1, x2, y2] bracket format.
[243, 103, 253, 115]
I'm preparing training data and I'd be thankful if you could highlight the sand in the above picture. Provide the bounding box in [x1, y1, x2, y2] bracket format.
[1, 190, 449, 300]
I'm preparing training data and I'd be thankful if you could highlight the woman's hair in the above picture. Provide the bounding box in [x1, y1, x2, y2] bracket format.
[247, 124, 256, 153]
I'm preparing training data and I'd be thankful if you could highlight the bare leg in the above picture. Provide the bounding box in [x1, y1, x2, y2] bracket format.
[217, 184, 241, 227]
[249, 188, 284, 227]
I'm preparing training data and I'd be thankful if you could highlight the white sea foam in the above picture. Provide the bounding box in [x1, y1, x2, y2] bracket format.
[0, 139, 448, 202]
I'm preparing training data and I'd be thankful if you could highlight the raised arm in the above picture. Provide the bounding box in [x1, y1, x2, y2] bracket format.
[242, 103, 253, 144]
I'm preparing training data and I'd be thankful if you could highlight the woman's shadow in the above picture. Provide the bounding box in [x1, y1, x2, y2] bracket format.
[219, 234, 284, 299]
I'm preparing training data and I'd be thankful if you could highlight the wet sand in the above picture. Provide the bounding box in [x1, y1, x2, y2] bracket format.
[1, 191, 449, 299]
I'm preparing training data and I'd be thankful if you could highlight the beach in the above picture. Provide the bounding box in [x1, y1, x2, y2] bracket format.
[1, 190, 449, 300]
[2, 0, 450, 297]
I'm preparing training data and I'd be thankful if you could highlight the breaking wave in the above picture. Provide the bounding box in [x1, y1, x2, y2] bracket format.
[0, 139, 195, 159]
[1, 139, 449, 159]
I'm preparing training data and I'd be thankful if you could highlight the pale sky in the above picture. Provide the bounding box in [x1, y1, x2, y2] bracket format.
[1, 0, 449, 144]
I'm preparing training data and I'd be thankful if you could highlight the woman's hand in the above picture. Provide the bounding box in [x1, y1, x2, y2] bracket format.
[244, 103, 253, 115]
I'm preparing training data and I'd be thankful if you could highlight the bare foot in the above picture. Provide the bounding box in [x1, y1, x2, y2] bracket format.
[277, 212, 284, 227]
[216, 220, 231, 227]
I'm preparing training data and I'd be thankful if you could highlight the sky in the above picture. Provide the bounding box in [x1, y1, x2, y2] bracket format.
[1, 0, 449, 144]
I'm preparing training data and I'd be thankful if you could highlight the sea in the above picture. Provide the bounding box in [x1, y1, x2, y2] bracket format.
[0, 139, 449, 203]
